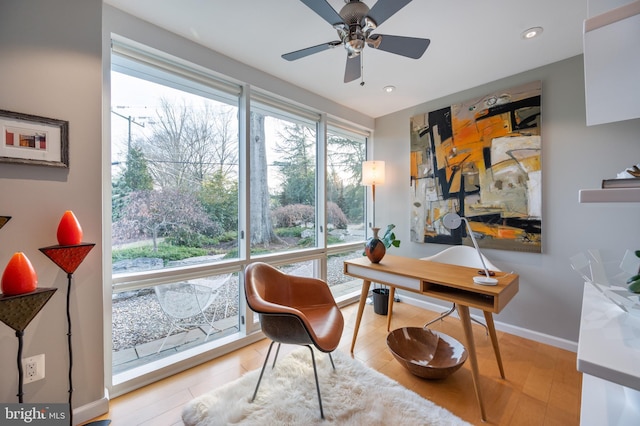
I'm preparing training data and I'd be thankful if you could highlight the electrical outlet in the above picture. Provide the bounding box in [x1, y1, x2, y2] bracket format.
[22, 354, 45, 383]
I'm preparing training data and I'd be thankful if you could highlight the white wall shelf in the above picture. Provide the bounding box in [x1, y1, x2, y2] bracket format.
[579, 188, 640, 203]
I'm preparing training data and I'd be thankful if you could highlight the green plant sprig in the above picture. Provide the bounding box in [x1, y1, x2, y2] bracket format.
[379, 224, 401, 249]
[627, 250, 640, 293]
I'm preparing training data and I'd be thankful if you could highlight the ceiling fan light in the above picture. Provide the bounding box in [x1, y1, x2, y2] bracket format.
[285, 0, 429, 84]
[361, 16, 377, 33]
[339, 1, 370, 25]
[346, 38, 365, 55]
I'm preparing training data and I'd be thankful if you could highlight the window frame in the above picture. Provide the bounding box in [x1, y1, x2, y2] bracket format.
[107, 38, 370, 397]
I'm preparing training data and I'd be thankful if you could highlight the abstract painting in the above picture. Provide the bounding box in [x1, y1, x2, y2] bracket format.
[409, 81, 541, 252]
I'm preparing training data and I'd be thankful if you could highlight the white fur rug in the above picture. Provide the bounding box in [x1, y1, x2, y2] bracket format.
[182, 347, 471, 425]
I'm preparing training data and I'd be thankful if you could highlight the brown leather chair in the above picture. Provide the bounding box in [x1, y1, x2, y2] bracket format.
[244, 262, 344, 419]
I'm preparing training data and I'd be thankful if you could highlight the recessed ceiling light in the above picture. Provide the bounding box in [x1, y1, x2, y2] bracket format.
[521, 27, 543, 40]
[383, 85, 396, 93]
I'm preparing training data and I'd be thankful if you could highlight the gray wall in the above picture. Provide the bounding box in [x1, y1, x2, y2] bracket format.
[373, 55, 640, 345]
[0, 0, 105, 420]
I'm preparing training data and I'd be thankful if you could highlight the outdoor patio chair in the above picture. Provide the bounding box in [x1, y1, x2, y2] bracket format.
[154, 273, 232, 353]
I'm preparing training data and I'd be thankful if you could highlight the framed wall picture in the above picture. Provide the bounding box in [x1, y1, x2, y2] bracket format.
[409, 81, 542, 253]
[0, 109, 69, 168]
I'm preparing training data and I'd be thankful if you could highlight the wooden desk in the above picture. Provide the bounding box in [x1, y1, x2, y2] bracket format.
[344, 254, 519, 421]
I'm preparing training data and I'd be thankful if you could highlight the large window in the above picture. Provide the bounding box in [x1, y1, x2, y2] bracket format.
[111, 67, 240, 275]
[327, 127, 367, 246]
[325, 127, 367, 296]
[108, 41, 368, 394]
[110, 50, 243, 383]
[249, 99, 319, 257]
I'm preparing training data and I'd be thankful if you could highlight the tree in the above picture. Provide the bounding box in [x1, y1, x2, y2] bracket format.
[111, 176, 129, 223]
[273, 123, 315, 206]
[112, 145, 153, 222]
[200, 169, 238, 232]
[113, 189, 215, 251]
[121, 98, 241, 243]
[327, 133, 366, 222]
[249, 112, 279, 246]
[123, 145, 154, 191]
[142, 98, 238, 190]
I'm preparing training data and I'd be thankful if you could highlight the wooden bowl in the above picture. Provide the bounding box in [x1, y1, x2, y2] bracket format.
[386, 327, 468, 379]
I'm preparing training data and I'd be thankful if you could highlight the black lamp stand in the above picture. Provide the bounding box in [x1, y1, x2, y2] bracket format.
[40, 243, 99, 426]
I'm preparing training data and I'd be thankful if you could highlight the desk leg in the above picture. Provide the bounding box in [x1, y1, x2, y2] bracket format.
[387, 287, 395, 331]
[484, 311, 505, 379]
[457, 305, 487, 422]
[350, 279, 371, 354]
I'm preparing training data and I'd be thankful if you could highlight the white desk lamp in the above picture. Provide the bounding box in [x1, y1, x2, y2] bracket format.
[442, 212, 498, 285]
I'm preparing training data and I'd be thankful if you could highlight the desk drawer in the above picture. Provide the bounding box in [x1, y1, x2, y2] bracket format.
[345, 264, 421, 292]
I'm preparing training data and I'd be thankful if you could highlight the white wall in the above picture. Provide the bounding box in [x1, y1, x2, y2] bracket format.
[373, 55, 640, 345]
[0, 0, 106, 422]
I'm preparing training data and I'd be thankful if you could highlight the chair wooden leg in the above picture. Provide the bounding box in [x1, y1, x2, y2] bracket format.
[251, 341, 276, 403]
[307, 346, 324, 419]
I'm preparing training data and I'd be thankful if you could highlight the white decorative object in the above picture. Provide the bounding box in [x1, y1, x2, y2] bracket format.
[616, 163, 640, 179]
[441, 213, 498, 285]
[571, 249, 640, 316]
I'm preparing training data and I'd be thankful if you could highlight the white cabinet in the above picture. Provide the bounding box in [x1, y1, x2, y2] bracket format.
[584, 1, 640, 126]
[578, 284, 640, 424]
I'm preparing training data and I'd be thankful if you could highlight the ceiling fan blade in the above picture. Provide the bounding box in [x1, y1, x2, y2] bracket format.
[367, 34, 430, 59]
[366, 0, 413, 26]
[282, 41, 341, 61]
[299, 0, 344, 26]
[344, 55, 361, 83]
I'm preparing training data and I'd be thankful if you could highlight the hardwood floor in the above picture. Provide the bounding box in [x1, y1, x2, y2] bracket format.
[87, 302, 582, 425]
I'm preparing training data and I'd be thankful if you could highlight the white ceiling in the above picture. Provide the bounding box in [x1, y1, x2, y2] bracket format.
[104, 0, 588, 118]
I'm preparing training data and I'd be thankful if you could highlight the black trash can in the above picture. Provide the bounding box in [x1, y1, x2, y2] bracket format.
[372, 287, 390, 315]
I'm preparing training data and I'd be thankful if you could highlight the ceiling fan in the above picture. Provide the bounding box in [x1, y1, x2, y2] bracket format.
[282, 0, 430, 83]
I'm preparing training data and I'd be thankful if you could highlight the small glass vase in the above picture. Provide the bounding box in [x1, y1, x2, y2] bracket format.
[365, 227, 386, 263]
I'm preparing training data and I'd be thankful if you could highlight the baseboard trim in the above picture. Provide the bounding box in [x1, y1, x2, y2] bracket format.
[399, 294, 578, 352]
[73, 389, 109, 425]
